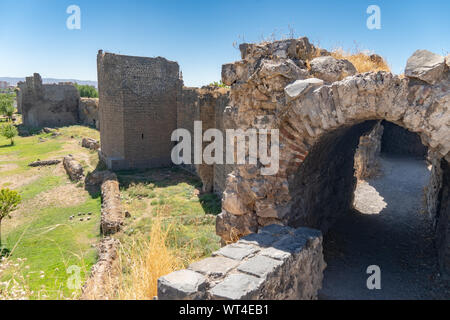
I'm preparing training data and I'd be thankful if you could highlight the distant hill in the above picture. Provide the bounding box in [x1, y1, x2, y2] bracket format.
[0, 77, 98, 88]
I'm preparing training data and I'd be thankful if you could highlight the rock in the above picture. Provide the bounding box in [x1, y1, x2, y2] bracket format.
[188, 257, 240, 278]
[63, 155, 84, 181]
[213, 243, 259, 261]
[157, 270, 207, 300]
[85, 170, 117, 186]
[209, 274, 263, 300]
[42, 127, 54, 134]
[28, 159, 61, 167]
[222, 190, 249, 216]
[284, 78, 323, 101]
[405, 50, 446, 84]
[237, 255, 284, 278]
[310, 56, 357, 82]
[222, 63, 237, 86]
[216, 210, 258, 244]
[124, 211, 131, 218]
[446, 55, 450, 69]
[81, 138, 100, 150]
[100, 174, 124, 235]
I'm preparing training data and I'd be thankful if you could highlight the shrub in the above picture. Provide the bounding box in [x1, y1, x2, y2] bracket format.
[0, 188, 21, 248]
[0, 123, 18, 145]
[74, 83, 98, 98]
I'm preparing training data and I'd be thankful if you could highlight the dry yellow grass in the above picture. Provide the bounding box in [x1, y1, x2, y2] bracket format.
[109, 210, 181, 300]
[306, 45, 390, 74]
[330, 48, 390, 73]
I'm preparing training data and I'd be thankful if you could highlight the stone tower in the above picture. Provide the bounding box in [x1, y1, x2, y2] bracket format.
[97, 51, 182, 170]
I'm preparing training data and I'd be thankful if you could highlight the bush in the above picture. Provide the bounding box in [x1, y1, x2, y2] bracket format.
[74, 83, 98, 98]
[0, 94, 15, 121]
[0, 123, 18, 145]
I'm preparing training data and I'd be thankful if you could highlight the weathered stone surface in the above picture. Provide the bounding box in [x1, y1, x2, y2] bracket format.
[237, 255, 283, 278]
[213, 243, 259, 261]
[215, 38, 449, 276]
[284, 78, 323, 101]
[20, 73, 80, 128]
[78, 97, 99, 129]
[100, 173, 124, 235]
[405, 50, 446, 84]
[85, 170, 116, 186]
[82, 137, 100, 150]
[189, 256, 239, 278]
[209, 274, 263, 300]
[81, 237, 119, 300]
[354, 121, 384, 179]
[158, 225, 326, 300]
[28, 159, 61, 167]
[158, 270, 207, 300]
[63, 155, 84, 181]
[310, 56, 357, 82]
[97, 51, 182, 171]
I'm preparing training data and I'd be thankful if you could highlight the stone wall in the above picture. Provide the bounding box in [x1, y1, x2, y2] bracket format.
[354, 121, 384, 179]
[177, 86, 231, 194]
[216, 38, 450, 274]
[97, 51, 182, 171]
[381, 121, 428, 158]
[79, 97, 99, 129]
[158, 225, 325, 300]
[21, 73, 80, 128]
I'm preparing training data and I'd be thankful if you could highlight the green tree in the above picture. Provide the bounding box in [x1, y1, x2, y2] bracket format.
[0, 123, 18, 145]
[74, 83, 99, 98]
[0, 188, 21, 248]
[0, 95, 15, 121]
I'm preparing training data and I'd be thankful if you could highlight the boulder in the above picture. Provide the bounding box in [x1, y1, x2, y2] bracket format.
[82, 137, 100, 150]
[310, 56, 357, 82]
[405, 50, 446, 84]
[63, 155, 84, 181]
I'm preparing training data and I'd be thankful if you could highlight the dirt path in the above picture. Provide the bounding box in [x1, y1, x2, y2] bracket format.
[319, 155, 450, 300]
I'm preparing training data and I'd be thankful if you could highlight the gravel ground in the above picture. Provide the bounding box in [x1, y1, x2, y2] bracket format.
[319, 155, 450, 300]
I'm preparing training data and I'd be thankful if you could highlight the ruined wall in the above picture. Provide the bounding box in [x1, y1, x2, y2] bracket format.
[97, 51, 182, 170]
[381, 121, 428, 158]
[177, 86, 231, 194]
[216, 38, 449, 274]
[21, 73, 80, 128]
[16, 82, 25, 114]
[354, 121, 384, 179]
[79, 97, 99, 129]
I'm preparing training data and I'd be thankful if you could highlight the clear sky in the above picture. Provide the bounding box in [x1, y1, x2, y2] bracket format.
[0, 0, 448, 87]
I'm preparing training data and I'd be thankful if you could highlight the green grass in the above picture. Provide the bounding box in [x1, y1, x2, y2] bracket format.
[0, 124, 102, 299]
[118, 168, 222, 267]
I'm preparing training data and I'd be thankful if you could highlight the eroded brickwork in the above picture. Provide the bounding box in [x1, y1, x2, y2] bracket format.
[97, 51, 182, 170]
[21, 73, 80, 128]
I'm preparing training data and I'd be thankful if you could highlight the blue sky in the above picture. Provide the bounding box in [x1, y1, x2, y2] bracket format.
[0, 0, 448, 87]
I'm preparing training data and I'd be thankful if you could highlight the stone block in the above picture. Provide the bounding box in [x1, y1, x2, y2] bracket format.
[209, 274, 263, 300]
[158, 270, 208, 300]
[188, 257, 239, 278]
[237, 255, 284, 278]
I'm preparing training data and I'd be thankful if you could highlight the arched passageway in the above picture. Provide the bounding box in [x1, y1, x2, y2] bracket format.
[291, 122, 450, 299]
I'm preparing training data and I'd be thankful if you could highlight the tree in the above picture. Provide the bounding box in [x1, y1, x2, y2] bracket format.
[0, 189, 21, 248]
[74, 83, 98, 98]
[0, 123, 18, 145]
[0, 94, 15, 121]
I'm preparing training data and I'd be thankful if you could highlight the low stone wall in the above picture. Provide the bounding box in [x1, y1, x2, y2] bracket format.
[100, 173, 124, 235]
[354, 121, 384, 179]
[63, 155, 84, 181]
[80, 237, 119, 300]
[158, 225, 325, 300]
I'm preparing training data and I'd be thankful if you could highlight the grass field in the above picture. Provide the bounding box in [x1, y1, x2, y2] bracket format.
[0, 125, 101, 299]
[0, 122, 221, 300]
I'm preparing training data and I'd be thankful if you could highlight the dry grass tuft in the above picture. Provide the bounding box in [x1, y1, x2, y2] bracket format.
[109, 208, 181, 300]
[330, 48, 390, 73]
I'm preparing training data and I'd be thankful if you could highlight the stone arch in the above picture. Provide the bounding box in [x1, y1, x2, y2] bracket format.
[217, 38, 449, 273]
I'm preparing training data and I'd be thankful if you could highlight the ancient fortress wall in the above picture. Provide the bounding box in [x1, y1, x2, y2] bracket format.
[20, 73, 80, 128]
[17, 74, 99, 129]
[216, 37, 450, 275]
[97, 52, 182, 170]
